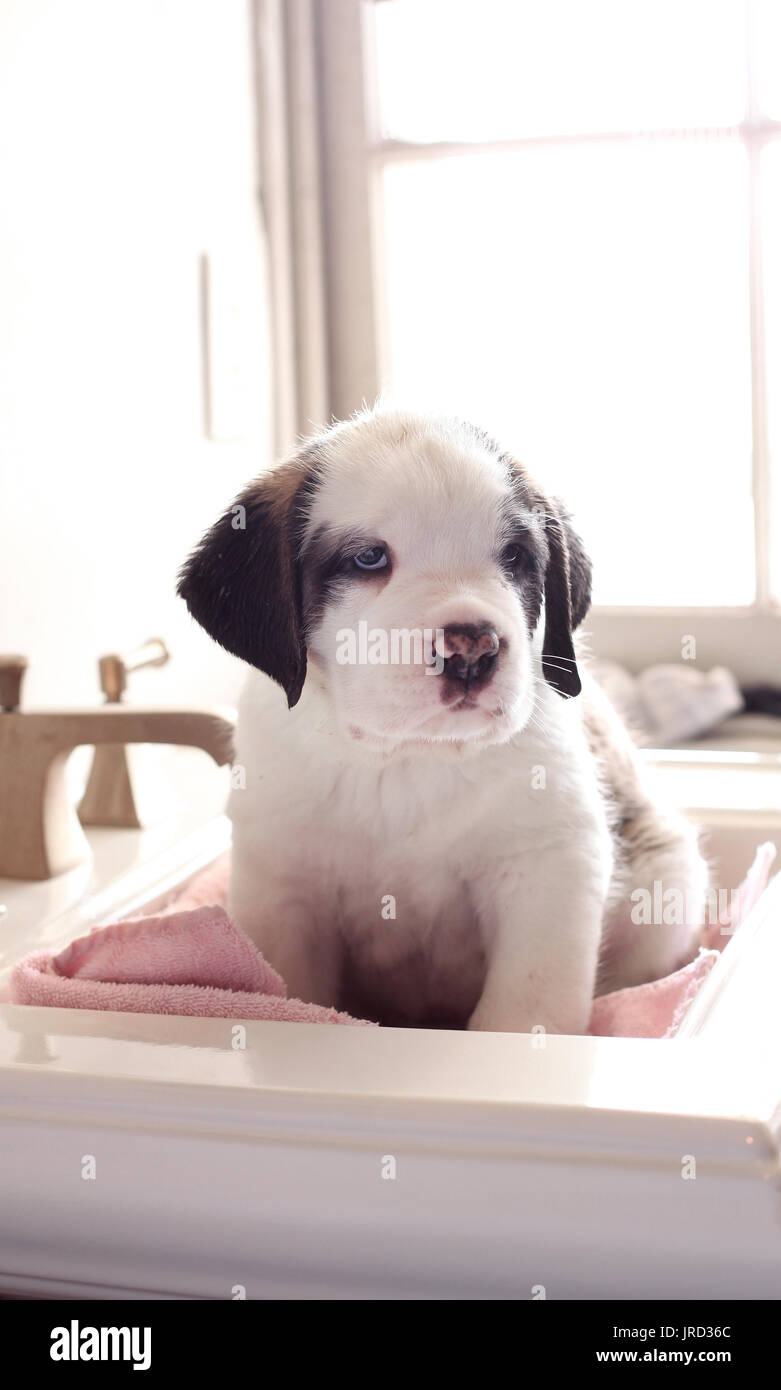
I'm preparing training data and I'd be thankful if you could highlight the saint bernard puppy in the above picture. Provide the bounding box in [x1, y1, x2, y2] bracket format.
[179, 408, 707, 1033]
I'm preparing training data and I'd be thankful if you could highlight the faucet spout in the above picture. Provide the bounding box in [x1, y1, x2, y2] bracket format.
[0, 706, 235, 880]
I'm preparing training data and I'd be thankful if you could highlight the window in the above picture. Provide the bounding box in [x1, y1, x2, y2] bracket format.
[315, 0, 781, 679]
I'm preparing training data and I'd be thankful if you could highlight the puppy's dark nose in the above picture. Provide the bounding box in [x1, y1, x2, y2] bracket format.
[442, 623, 500, 687]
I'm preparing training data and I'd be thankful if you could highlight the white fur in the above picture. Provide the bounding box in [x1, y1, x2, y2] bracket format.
[225, 410, 627, 1034]
[206, 409, 708, 1032]
[230, 667, 613, 1033]
[302, 413, 542, 749]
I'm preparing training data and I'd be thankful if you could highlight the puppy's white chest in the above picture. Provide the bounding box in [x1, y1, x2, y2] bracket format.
[332, 843, 485, 1026]
[230, 673, 612, 1028]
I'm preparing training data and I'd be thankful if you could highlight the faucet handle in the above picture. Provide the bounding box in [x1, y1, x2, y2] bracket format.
[98, 637, 169, 703]
[0, 655, 28, 712]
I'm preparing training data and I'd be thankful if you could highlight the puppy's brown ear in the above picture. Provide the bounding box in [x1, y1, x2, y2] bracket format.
[539, 499, 592, 699]
[177, 453, 317, 707]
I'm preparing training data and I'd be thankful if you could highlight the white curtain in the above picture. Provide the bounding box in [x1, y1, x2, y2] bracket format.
[253, 0, 330, 454]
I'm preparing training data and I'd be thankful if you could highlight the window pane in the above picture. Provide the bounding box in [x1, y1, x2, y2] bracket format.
[762, 138, 781, 602]
[373, 0, 747, 143]
[379, 141, 754, 606]
[756, 0, 781, 118]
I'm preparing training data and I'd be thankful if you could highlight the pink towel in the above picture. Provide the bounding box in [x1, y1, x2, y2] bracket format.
[9, 844, 777, 1038]
[11, 905, 372, 1026]
[588, 948, 720, 1038]
[590, 841, 777, 1038]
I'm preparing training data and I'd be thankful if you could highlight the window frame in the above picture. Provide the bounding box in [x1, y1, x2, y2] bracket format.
[311, 0, 781, 682]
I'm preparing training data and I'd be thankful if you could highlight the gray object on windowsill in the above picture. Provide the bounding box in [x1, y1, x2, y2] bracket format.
[591, 660, 744, 747]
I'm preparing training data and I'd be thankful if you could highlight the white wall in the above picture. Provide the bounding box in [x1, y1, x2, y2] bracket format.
[0, 0, 271, 710]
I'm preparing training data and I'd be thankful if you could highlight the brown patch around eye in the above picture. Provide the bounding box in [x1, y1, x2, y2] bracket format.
[495, 494, 547, 635]
[301, 529, 393, 634]
[498, 452, 593, 697]
[301, 534, 331, 635]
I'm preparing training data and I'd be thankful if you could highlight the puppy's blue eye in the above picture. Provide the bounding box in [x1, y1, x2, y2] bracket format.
[354, 546, 388, 571]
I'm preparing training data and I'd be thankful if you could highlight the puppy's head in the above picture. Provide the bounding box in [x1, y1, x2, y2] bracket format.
[178, 410, 591, 749]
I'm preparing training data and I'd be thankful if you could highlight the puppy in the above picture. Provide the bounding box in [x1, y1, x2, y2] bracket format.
[179, 409, 707, 1033]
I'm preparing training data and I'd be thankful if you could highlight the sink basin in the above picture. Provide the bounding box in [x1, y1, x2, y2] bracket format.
[0, 748, 779, 1299]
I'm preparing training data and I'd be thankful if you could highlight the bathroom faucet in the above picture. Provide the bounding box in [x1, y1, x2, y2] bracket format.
[0, 655, 235, 880]
[78, 637, 172, 829]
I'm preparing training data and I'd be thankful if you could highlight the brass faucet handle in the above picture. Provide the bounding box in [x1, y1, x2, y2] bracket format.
[0, 655, 29, 712]
[98, 638, 169, 703]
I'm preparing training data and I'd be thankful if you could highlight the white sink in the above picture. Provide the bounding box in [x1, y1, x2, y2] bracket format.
[0, 747, 779, 1300]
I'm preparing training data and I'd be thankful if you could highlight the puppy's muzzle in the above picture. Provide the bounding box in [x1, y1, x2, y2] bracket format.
[441, 623, 501, 691]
